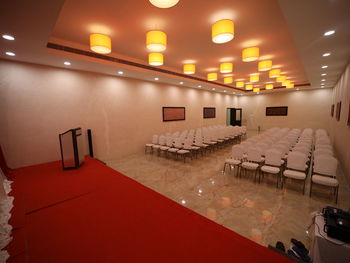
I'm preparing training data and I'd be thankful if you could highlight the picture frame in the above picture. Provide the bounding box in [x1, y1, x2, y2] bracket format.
[266, 106, 288, 116]
[203, 107, 216, 118]
[162, 107, 185, 122]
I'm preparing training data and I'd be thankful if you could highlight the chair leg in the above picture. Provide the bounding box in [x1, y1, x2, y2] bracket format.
[302, 180, 306, 195]
[223, 163, 227, 173]
[309, 180, 313, 197]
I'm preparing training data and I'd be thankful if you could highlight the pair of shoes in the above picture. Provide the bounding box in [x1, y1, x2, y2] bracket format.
[292, 246, 311, 262]
[291, 238, 309, 255]
[275, 241, 285, 252]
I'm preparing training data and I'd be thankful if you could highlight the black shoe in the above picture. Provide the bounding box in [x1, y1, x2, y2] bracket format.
[287, 250, 300, 261]
[292, 246, 311, 262]
[275, 241, 285, 252]
[291, 238, 309, 255]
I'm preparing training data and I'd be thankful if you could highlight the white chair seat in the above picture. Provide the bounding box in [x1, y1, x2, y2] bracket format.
[168, 148, 179, 153]
[152, 145, 160, 149]
[242, 162, 259, 170]
[191, 146, 200, 150]
[225, 159, 241, 165]
[217, 139, 224, 143]
[261, 166, 280, 174]
[207, 142, 216, 145]
[312, 175, 339, 187]
[284, 170, 306, 180]
[145, 143, 153, 147]
[177, 149, 190, 154]
[160, 146, 170, 151]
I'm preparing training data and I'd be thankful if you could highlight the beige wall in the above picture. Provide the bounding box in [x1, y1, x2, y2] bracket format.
[0, 60, 238, 168]
[237, 88, 332, 132]
[329, 62, 350, 182]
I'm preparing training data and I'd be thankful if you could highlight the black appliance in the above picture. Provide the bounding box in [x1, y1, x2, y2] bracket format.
[323, 206, 350, 243]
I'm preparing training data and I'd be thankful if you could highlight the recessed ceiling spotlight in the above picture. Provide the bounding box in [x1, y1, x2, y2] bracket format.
[117, 71, 123, 75]
[322, 52, 331, 57]
[154, 77, 159, 81]
[179, 81, 183, 84]
[296, 88, 300, 91]
[212, 88, 215, 91]
[321, 65, 328, 69]
[5, 51, 15, 56]
[224, 90, 227, 92]
[64, 61, 71, 65]
[324, 30, 335, 36]
[321, 86, 325, 88]
[2, 34, 15, 40]
[321, 73, 327, 76]
[198, 85, 202, 88]
[321, 79, 326, 81]
[257, 92, 260, 95]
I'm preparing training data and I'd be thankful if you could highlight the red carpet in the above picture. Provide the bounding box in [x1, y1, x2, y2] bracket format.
[7, 157, 292, 262]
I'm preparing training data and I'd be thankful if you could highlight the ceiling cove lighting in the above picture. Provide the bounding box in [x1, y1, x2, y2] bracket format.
[5, 51, 15, 56]
[146, 31, 167, 52]
[322, 52, 331, 57]
[258, 60, 272, 71]
[324, 30, 335, 36]
[220, 62, 233, 73]
[90, 33, 111, 54]
[242, 47, 259, 62]
[236, 81, 244, 88]
[64, 61, 71, 66]
[245, 84, 253, 90]
[2, 34, 15, 40]
[183, 64, 195, 74]
[224, 77, 233, 84]
[212, 19, 234, 44]
[208, 73, 218, 81]
[149, 0, 179, 8]
[253, 88, 260, 93]
[265, 84, 274, 90]
[250, 74, 259, 82]
[148, 53, 164, 66]
[286, 83, 294, 89]
[276, 75, 286, 82]
[282, 80, 291, 87]
[269, 69, 281, 78]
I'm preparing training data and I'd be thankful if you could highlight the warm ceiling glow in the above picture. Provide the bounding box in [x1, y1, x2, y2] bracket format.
[236, 81, 244, 88]
[90, 33, 111, 54]
[208, 72, 218, 81]
[183, 64, 195, 74]
[265, 84, 274, 90]
[149, 0, 179, 8]
[258, 60, 272, 71]
[146, 30, 167, 52]
[253, 88, 260, 93]
[250, 74, 259, 82]
[149, 53, 164, 66]
[269, 69, 281, 78]
[242, 47, 259, 62]
[220, 62, 233, 73]
[212, 19, 234, 44]
[282, 80, 291, 86]
[224, 77, 233, 84]
[276, 75, 286, 82]
[245, 84, 253, 90]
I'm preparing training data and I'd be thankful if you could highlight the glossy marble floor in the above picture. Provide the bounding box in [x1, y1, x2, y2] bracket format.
[107, 133, 350, 249]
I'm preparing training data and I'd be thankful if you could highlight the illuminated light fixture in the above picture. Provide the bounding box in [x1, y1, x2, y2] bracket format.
[183, 64, 195, 74]
[64, 61, 71, 66]
[265, 84, 274, 90]
[207, 73, 218, 81]
[245, 84, 253, 90]
[212, 19, 234, 44]
[250, 74, 259, 82]
[276, 75, 286, 82]
[2, 34, 15, 40]
[198, 85, 202, 88]
[258, 60, 272, 71]
[236, 81, 244, 88]
[269, 69, 281, 78]
[179, 82, 183, 84]
[5, 51, 15, 56]
[242, 47, 259, 62]
[321, 73, 327, 76]
[148, 53, 164, 66]
[324, 30, 335, 36]
[118, 71, 123, 75]
[212, 88, 215, 91]
[149, 0, 179, 8]
[321, 79, 326, 82]
[282, 80, 291, 86]
[286, 83, 294, 89]
[253, 88, 260, 93]
[321, 65, 328, 69]
[220, 62, 233, 73]
[90, 33, 111, 54]
[146, 31, 167, 52]
[154, 77, 159, 80]
[224, 77, 233, 84]
[322, 52, 331, 57]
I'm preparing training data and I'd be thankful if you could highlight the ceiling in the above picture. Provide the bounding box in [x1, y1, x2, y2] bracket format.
[1, 0, 350, 95]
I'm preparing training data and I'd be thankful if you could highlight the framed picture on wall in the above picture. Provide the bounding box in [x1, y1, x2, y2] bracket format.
[203, 107, 216, 118]
[162, 107, 185, 122]
[331, 104, 334, 117]
[266, 106, 288, 116]
[336, 102, 342, 121]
